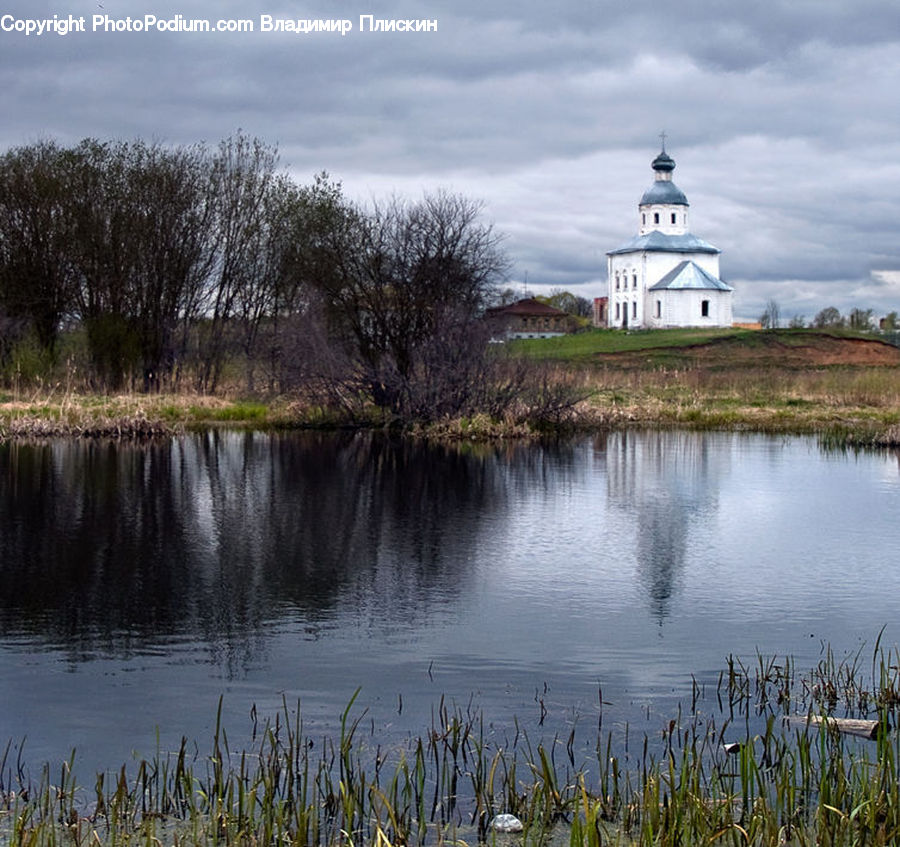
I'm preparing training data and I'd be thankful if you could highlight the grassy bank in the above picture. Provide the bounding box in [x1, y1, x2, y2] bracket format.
[0, 394, 304, 440]
[503, 329, 900, 446]
[2, 330, 900, 445]
[4, 643, 900, 846]
[3, 378, 900, 446]
[575, 364, 900, 446]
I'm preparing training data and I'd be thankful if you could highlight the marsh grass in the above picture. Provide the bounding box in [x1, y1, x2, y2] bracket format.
[0, 394, 295, 440]
[5, 643, 900, 846]
[565, 364, 900, 445]
[4, 326, 900, 442]
[3, 354, 900, 443]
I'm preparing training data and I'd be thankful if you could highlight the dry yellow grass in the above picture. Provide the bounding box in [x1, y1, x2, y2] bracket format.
[2, 358, 900, 445]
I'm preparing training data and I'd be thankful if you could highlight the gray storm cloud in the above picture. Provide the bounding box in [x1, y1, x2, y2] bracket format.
[2, 0, 900, 320]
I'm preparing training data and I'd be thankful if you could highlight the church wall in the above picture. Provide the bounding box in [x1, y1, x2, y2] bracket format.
[638, 205, 689, 236]
[607, 250, 723, 329]
[649, 289, 733, 328]
[608, 253, 644, 328]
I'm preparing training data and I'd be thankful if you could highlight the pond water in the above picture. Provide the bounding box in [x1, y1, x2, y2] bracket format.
[1, 429, 899, 781]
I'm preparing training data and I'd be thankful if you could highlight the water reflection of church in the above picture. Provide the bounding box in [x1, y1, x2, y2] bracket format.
[602, 430, 729, 620]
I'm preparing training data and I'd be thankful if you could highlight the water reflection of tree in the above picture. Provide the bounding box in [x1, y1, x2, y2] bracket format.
[0, 434, 579, 669]
[604, 431, 727, 621]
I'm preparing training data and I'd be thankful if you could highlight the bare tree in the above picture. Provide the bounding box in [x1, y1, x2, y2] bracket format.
[68, 139, 214, 390]
[759, 298, 781, 329]
[813, 306, 844, 328]
[848, 307, 874, 331]
[305, 190, 509, 419]
[540, 289, 592, 318]
[67, 139, 140, 387]
[0, 141, 76, 359]
[0, 136, 528, 410]
[491, 287, 524, 307]
[252, 174, 349, 393]
[129, 142, 216, 391]
[194, 133, 283, 392]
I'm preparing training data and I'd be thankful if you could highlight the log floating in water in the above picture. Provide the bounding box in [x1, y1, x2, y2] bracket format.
[790, 715, 880, 739]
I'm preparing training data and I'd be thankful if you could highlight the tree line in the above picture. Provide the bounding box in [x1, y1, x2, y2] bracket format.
[0, 134, 331, 392]
[1, 134, 581, 424]
[759, 300, 897, 331]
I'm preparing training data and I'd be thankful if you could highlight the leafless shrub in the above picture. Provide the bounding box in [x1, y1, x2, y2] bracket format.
[300, 190, 511, 422]
[511, 363, 593, 429]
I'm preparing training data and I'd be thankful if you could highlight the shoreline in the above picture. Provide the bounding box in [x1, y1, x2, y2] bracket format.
[2, 329, 899, 446]
[1, 389, 899, 447]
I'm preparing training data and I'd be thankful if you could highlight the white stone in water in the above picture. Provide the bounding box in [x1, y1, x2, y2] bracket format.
[491, 813, 524, 833]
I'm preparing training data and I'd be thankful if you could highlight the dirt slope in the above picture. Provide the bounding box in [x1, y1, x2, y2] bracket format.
[593, 332, 900, 368]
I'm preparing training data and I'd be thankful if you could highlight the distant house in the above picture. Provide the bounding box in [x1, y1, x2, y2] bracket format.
[485, 298, 570, 339]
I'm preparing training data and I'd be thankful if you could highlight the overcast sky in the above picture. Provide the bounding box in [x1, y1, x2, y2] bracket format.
[3, 0, 900, 321]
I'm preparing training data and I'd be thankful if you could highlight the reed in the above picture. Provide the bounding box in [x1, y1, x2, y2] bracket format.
[5, 347, 900, 444]
[4, 642, 900, 846]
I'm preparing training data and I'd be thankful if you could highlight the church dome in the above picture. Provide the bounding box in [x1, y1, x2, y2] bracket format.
[640, 147, 688, 206]
[640, 180, 688, 206]
[651, 151, 676, 172]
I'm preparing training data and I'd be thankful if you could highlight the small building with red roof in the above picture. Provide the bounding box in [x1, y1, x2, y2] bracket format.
[485, 298, 571, 339]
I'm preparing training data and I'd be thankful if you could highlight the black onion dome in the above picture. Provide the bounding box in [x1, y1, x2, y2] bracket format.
[651, 151, 676, 172]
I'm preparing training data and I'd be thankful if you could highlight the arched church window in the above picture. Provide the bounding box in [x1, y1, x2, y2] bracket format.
[615, 274, 620, 290]
[632, 301, 637, 319]
[632, 274, 637, 289]
[642, 213, 646, 225]
[655, 300, 661, 318]
[671, 213, 677, 224]
[701, 300, 710, 317]
[654, 212, 660, 224]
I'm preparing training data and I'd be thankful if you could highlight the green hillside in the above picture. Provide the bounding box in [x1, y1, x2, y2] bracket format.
[508, 327, 887, 365]
[510, 327, 741, 359]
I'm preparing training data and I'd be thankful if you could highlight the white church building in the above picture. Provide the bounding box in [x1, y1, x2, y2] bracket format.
[607, 145, 733, 329]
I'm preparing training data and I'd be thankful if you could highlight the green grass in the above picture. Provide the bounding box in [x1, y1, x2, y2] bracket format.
[508, 327, 880, 362]
[186, 402, 270, 423]
[510, 327, 743, 359]
[0, 396, 285, 439]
